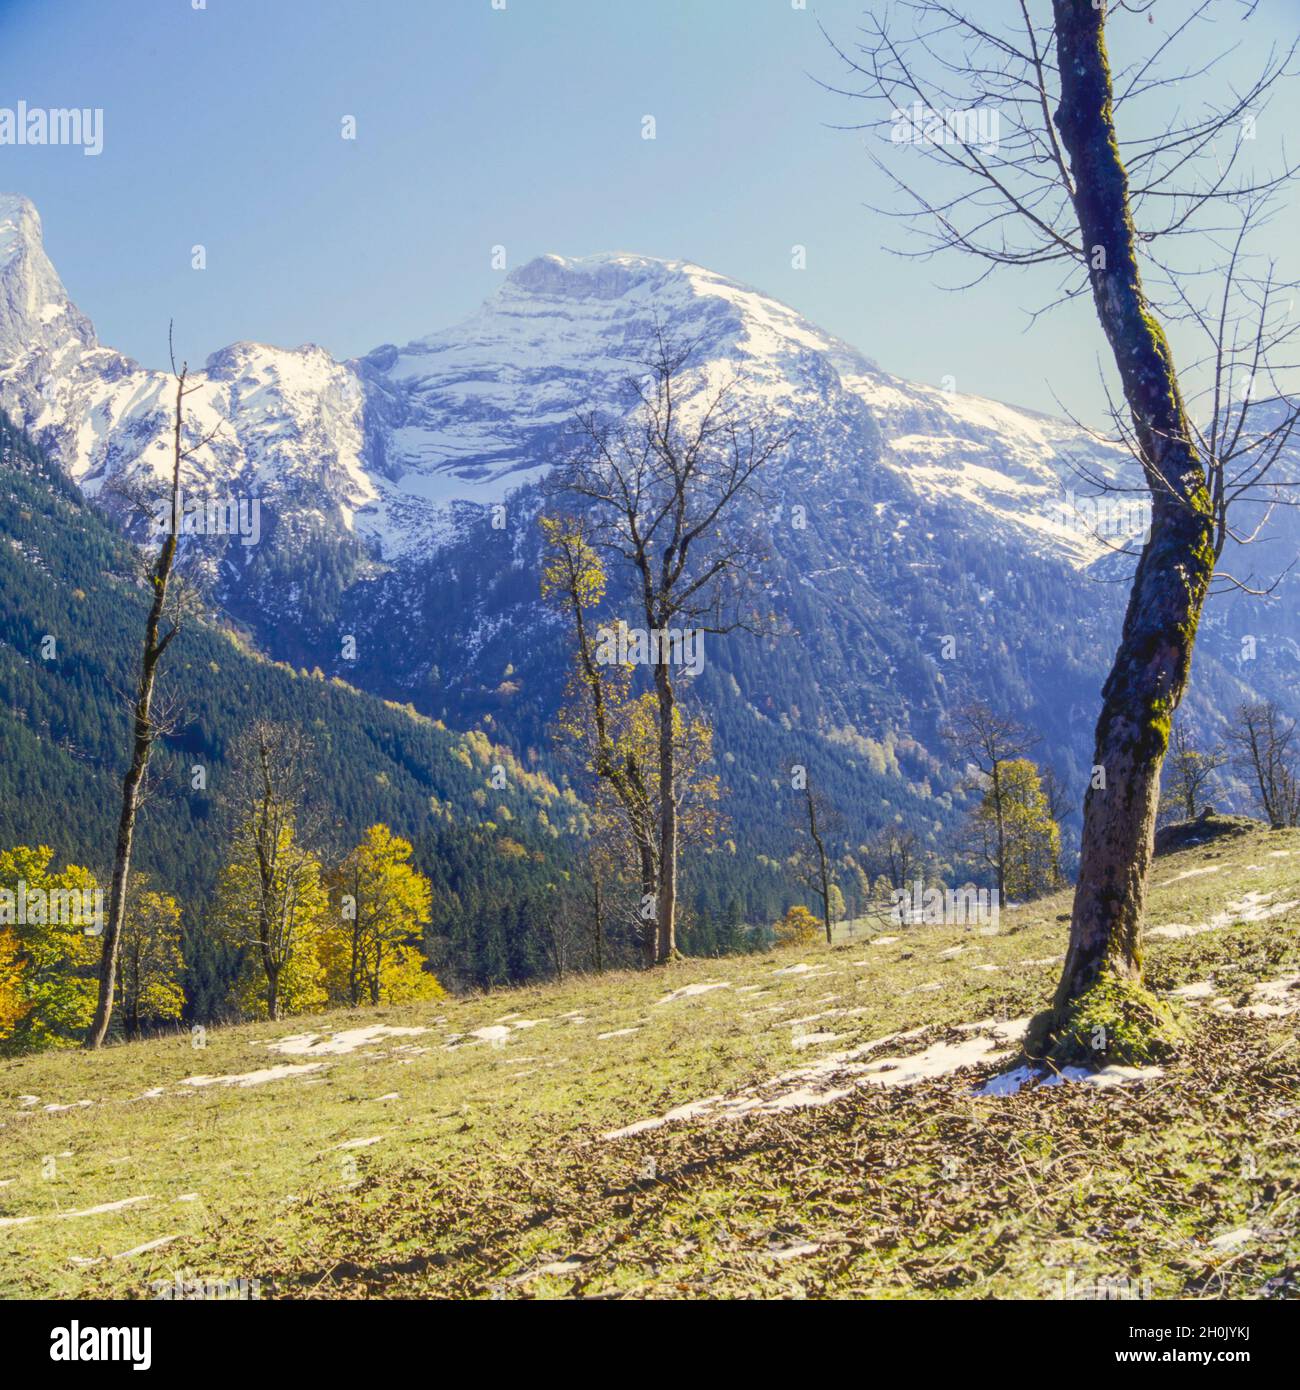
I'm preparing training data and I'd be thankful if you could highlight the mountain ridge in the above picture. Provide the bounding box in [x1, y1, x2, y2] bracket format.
[0, 191, 1123, 569]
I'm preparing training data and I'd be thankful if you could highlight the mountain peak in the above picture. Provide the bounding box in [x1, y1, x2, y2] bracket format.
[504, 251, 706, 301]
[0, 193, 42, 261]
[0, 192, 94, 358]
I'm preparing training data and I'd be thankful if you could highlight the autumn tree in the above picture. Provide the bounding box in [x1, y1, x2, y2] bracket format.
[217, 722, 328, 1020]
[541, 516, 659, 961]
[118, 885, 185, 1039]
[326, 824, 441, 1006]
[829, 2, 1299, 1060]
[0, 927, 29, 1044]
[970, 759, 1061, 901]
[775, 903, 821, 947]
[943, 701, 1038, 900]
[551, 332, 791, 962]
[541, 509, 726, 964]
[0, 846, 100, 1052]
[1158, 720, 1227, 825]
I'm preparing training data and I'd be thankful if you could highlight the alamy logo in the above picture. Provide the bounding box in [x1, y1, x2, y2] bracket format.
[0, 881, 103, 935]
[150, 1270, 261, 1300]
[1052, 1270, 1152, 1301]
[890, 880, 999, 928]
[0, 101, 103, 156]
[595, 622, 705, 678]
[1051, 490, 1151, 543]
[154, 490, 262, 546]
[891, 101, 1000, 154]
[49, 1322, 151, 1370]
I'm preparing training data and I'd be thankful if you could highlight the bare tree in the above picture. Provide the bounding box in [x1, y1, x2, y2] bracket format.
[867, 825, 922, 890]
[827, 2, 1299, 1056]
[552, 331, 792, 962]
[1158, 719, 1227, 823]
[86, 329, 215, 1049]
[1227, 700, 1300, 827]
[791, 779, 840, 944]
[1039, 764, 1073, 882]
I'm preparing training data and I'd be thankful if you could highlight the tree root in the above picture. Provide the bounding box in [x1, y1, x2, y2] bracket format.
[1024, 972, 1183, 1067]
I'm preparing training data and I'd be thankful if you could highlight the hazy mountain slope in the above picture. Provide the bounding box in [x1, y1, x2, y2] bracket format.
[2, 192, 1296, 864]
[0, 408, 576, 1009]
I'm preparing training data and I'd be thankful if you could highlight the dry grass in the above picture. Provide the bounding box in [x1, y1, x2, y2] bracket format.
[2, 825, 1297, 1299]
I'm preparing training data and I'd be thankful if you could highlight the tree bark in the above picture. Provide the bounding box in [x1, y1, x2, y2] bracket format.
[85, 372, 185, 1049]
[1047, 2, 1215, 1026]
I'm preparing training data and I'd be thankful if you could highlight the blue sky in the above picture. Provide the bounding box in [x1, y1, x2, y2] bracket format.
[1, 0, 1296, 425]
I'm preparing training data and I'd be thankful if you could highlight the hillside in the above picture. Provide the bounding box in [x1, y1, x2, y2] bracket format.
[0, 408, 574, 1004]
[3, 822, 1297, 1299]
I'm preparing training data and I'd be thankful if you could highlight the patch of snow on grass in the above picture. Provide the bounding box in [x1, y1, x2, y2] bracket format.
[1234, 974, 1300, 1019]
[509, 1258, 584, 1283]
[977, 1062, 1164, 1097]
[757, 1085, 852, 1113]
[1150, 889, 1300, 940]
[63, 1196, 154, 1219]
[182, 1063, 326, 1089]
[654, 981, 730, 1004]
[1158, 865, 1222, 888]
[467, 1025, 511, 1044]
[1207, 1227, 1256, 1252]
[861, 1034, 1013, 1088]
[603, 1095, 726, 1141]
[112, 1233, 178, 1261]
[767, 1241, 820, 1260]
[266, 1025, 428, 1057]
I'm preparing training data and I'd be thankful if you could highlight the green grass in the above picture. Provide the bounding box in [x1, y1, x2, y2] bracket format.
[2, 825, 1298, 1299]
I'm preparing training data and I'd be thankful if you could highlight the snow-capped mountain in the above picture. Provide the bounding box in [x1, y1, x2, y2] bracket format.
[2, 191, 1294, 853]
[0, 196, 376, 546]
[0, 193, 1122, 569]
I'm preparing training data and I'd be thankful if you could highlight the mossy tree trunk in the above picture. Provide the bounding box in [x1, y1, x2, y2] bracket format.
[1044, 2, 1216, 1044]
